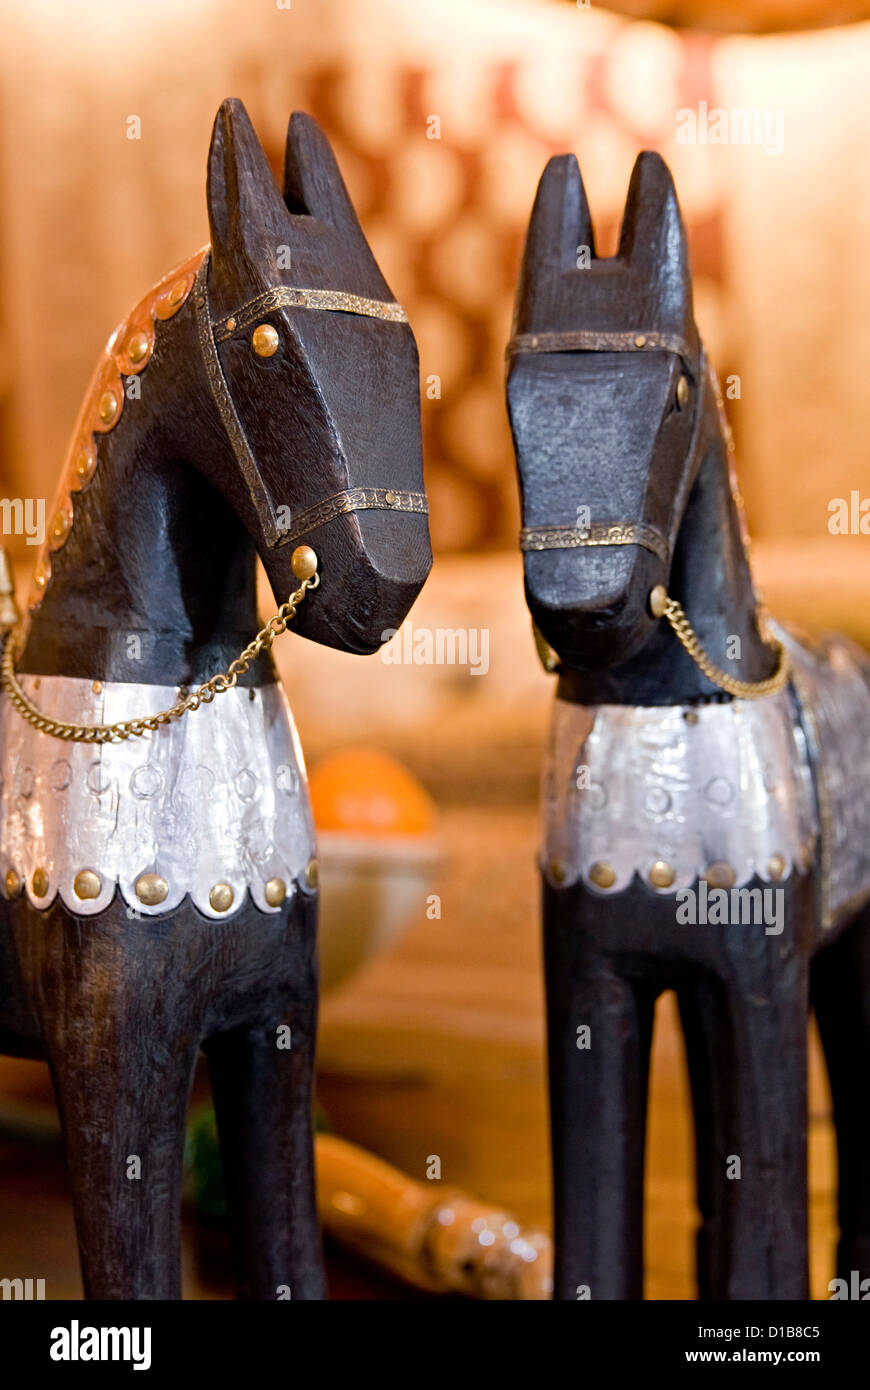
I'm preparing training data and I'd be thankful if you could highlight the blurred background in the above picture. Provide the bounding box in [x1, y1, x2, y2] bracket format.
[1, 0, 870, 1299]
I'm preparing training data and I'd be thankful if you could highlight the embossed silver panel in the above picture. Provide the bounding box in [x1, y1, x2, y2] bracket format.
[0, 677, 315, 919]
[542, 689, 818, 894]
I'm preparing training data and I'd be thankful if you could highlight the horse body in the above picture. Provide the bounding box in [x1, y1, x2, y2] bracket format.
[509, 151, 870, 1299]
[0, 100, 431, 1299]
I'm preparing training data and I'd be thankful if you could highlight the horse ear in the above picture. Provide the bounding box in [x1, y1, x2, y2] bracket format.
[283, 112, 367, 242]
[619, 152, 691, 297]
[521, 154, 595, 281]
[207, 98, 288, 273]
[512, 154, 594, 331]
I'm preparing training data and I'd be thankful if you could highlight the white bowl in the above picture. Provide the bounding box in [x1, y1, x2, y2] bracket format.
[316, 831, 442, 992]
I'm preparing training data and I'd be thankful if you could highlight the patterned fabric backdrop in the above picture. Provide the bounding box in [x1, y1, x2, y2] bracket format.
[0, 0, 869, 555]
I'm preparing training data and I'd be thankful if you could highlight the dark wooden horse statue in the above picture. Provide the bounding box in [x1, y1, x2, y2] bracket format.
[507, 150, 870, 1300]
[0, 99, 431, 1299]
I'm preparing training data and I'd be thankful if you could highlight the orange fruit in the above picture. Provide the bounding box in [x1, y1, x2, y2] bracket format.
[309, 747, 435, 837]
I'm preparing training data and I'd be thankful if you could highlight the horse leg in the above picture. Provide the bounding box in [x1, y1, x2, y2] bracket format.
[544, 881, 658, 1300]
[204, 892, 325, 1301]
[811, 904, 870, 1287]
[19, 901, 202, 1299]
[204, 1009, 324, 1300]
[677, 884, 812, 1300]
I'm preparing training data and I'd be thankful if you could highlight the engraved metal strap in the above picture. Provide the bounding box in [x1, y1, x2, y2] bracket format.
[280, 487, 428, 547]
[194, 258, 283, 546]
[520, 521, 670, 563]
[506, 328, 694, 361]
[214, 286, 408, 341]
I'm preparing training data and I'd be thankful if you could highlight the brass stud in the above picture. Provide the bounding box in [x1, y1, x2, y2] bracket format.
[649, 860, 675, 889]
[34, 566, 48, 591]
[98, 390, 119, 426]
[589, 861, 616, 890]
[32, 866, 49, 899]
[264, 877, 287, 907]
[768, 853, 787, 882]
[705, 861, 736, 889]
[549, 858, 566, 885]
[677, 375, 690, 408]
[225, 316, 237, 332]
[5, 869, 21, 899]
[291, 545, 318, 582]
[167, 278, 188, 307]
[51, 509, 71, 543]
[209, 882, 234, 913]
[384, 490, 397, 505]
[252, 323, 280, 357]
[634, 334, 647, 348]
[649, 585, 668, 619]
[91, 680, 102, 694]
[135, 872, 168, 906]
[126, 330, 149, 364]
[73, 869, 102, 900]
[305, 858, 319, 890]
[75, 446, 96, 482]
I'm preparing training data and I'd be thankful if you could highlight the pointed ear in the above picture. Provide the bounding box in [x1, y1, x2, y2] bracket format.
[207, 98, 288, 272]
[619, 151, 690, 294]
[522, 154, 595, 281]
[283, 111, 365, 240]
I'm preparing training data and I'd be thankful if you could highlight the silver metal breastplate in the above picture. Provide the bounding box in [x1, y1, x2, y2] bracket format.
[542, 628, 870, 929]
[0, 676, 315, 919]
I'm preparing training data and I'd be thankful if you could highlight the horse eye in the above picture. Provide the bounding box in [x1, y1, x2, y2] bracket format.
[251, 323, 280, 358]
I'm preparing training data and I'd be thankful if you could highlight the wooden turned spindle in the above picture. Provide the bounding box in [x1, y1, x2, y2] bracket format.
[315, 1134, 552, 1299]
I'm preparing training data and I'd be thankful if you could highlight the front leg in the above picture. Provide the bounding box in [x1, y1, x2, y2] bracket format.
[812, 902, 870, 1288]
[678, 872, 815, 1301]
[204, 893, 326, 1300]
[544, 877, 658, 1300]
[17, 898, 204, 1299]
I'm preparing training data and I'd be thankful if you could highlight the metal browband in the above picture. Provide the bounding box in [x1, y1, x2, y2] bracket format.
[213, 286, 409, 341]
[194, 257, 424, 549]
[520, 521, 670, 563]
[506, 328, 694, 361]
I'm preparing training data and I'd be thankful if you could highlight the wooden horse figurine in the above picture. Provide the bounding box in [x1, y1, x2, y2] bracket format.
[507, 150, 870, 1300]
[0, 99, 431, 1299]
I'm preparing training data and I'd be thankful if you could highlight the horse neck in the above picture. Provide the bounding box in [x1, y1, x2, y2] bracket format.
[557, 365, 775, 706]
[18, 272, 265, 689]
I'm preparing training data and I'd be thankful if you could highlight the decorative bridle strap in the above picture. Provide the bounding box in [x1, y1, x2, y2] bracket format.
[506, 328, 695, 363]
[194, 258, 278, 539]
[281, 487, 428, 547]
[193, 256, 425, 549]
[213, 286, 408, 341]
[520, 521, 670, 563]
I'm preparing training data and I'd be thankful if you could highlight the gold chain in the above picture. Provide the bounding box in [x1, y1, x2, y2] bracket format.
[659, 592, 790, 699]
[0, 568, 319, 743]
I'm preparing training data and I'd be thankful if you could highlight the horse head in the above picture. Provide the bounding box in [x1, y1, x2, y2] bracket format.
[199, 98, 432, 656]
[507, 151, 703, 672]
